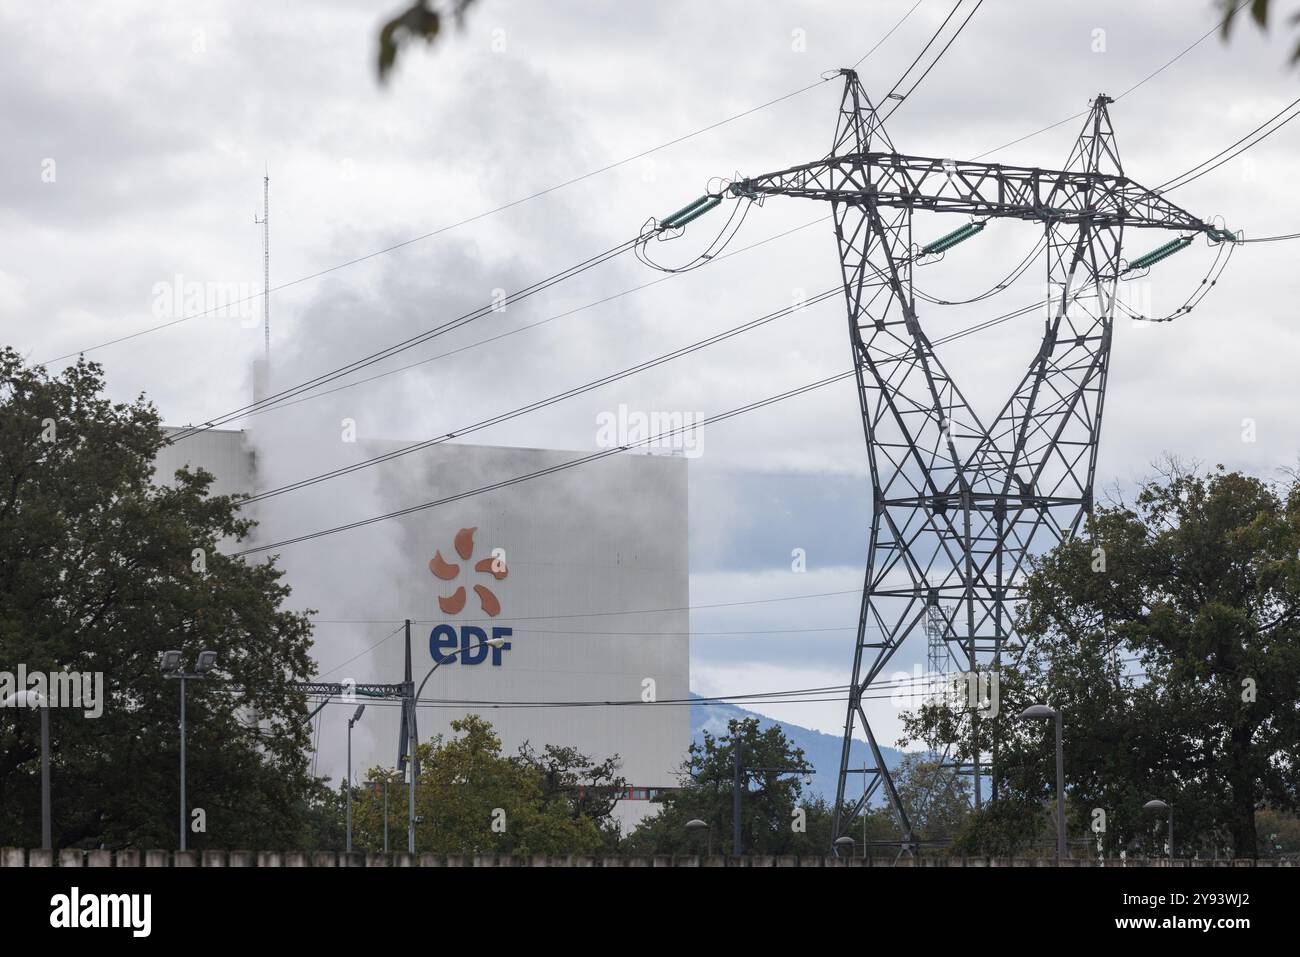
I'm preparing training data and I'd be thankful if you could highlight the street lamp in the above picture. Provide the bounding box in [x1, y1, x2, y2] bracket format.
[685, 819, 713, 856]
[161, 649, 218, 851]
[833, 835, 857, 859]
[1143, 799, 1173, 862]
[346, 704, 366, 854]
[1, 690, 51, 849]
[405, 635, 507, 853]
[1017, 704, 1066, 865]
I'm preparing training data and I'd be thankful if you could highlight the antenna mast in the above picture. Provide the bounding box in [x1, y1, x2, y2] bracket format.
[254, 171, 270, 362]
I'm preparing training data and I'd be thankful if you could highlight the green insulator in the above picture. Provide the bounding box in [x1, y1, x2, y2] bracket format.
[660, 195, 712, 228]
[1152, 239, 1193, 264]
[922, 224, 974, 255]
[1127, 236, 1191, 271]
[1129, 241, 1173, 270]
[921, 221, 985, 255]
[668, 195, 722, 228]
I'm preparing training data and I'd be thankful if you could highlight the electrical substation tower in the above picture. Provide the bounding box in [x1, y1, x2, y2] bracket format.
[728, 69, 1236, 851]
[924, 603, 950, 678]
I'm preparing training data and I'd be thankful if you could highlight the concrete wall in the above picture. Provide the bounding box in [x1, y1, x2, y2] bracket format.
[151, 431, 691, 835]
[154, 427, 254, 499]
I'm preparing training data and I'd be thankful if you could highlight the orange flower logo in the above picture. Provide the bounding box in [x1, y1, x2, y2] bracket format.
[428, 527, 507, 617]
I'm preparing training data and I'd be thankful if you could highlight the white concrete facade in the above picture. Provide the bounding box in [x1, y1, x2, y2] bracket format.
[153, 429, 690, 834]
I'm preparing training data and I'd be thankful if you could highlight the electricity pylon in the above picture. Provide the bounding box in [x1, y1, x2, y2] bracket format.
[729, 68, 1235, 850]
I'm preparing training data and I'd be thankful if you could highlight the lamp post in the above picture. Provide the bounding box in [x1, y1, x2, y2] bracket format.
[406, 636, 507, 853]
[1143, 799, 1173, 862]
[1017, 704, 1066, 864]
[160, 649, 218, 851]
[833, 835, 856, 860]
[685, 819, 713, 856]
[2, 690, 51, 849]
[346, 704, 366, 854]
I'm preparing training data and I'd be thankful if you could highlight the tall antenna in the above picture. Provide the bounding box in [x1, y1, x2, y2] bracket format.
[254, 170, 270, 363]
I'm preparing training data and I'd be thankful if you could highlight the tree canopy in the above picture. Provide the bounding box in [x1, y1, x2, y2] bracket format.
[0, 348, 322, 849]
[904, 464, 1300, 858]
[620, 717, 837, 855]
[348, 715, 624, 855]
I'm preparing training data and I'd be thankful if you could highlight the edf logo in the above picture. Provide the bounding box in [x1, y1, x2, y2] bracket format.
[428, 527, 512, 666]
[430, 624, 512, 665]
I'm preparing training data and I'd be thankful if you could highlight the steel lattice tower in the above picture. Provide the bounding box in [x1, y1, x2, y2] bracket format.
[924, 603, 950, 678]
[729, 69, 1234, 850]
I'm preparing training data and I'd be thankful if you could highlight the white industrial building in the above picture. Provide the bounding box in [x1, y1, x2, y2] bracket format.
[153, 427, 691, 833]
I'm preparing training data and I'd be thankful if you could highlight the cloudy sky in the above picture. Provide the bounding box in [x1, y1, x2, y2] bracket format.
[5, 0, 1300, 758]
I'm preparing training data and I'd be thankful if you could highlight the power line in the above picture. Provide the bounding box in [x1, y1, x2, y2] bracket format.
[1112, 0, 1248, 101]
[311, 687, 976, 711]
[970, 0, 1250, 161]
[1240, 231, 1300, 243]
[239, 230, 1028, 509]
[854, 0, 927, 68]
[312, 624, 865, 676]
[1118, 240, 1235, 323]
[880, 0, 964, 105]
[304, 587, 865, 625]
[316, 623, 405, 679]
[234, 367, 858, 555]
[240, 216, 829, 422]
[293, 654, 1151, 713]
[165, 234, 644, 441]
[301, 674, 947, 709]
[1156, 95, 1300, 193]
[238, 289, 840, 506]
[913, 233, 1044, 306]
[149, 5, 1029, 454]
[167, 7, 942, 439]
[881, 0, 984, 122]
[40, 116, 807, 368]
[303, 656, 1150, 711]
[234, 288, 1060, 556]
[42, 4, 930, 366]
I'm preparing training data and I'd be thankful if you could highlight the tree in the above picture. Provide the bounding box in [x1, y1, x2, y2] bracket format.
[377, 0, 481, 83]
[621, 717, 830, 855]
[0, 349, 322, 849]
[1255, 807, 1300, 857]
[890, 753, 972, 842]
[515, 740, 627, 839]
[904, 464, 1300, 858]
[348, 715, 620, 855]
[947, 795, 1056, 858]
[1218, 0, 1300, 69]
[369, 1, 1300, 88]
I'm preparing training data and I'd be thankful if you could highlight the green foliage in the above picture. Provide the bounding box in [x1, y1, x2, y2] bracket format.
[348, 715, 622, 855]
[949, 796, 1049, 858]
[890, 753, 973, 841]
[1218, 0, 1300, 66]
[904, 463, 1300, 858]
[621, 717, 831, 855]
[377, 0, 481, 83]
[0, 348, 321, 849]
[1255, 807, 1300, 856]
